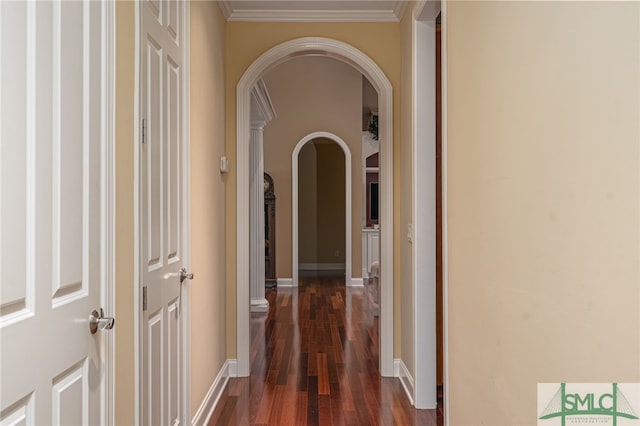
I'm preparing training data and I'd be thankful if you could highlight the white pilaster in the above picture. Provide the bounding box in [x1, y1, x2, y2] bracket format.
[249, 80, 275, 313]
[249, 125, 269, 312]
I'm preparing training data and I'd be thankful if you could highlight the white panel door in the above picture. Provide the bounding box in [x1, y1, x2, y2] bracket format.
[140, 1, 187, 425]
[0, 1, 110, 425]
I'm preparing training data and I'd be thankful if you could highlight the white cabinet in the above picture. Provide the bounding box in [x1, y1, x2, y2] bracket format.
[362, 228, 380, 276]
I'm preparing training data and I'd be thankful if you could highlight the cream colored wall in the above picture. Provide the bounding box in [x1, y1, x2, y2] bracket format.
[225, 22, 402, 359]
[316, 143, 347, 264]
[298, 140, 348, 265]
[362, 77, 378, 130]
[189, 1, 227, 418]
[446, 2, 640, 424]
[298, 140, 347, 265]
[115, 2, 136, 424]
[298, 142, 319, 263]
[263, 56, 360, 277]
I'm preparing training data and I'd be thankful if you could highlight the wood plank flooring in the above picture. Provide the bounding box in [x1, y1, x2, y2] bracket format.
[208, 275, 444, 425]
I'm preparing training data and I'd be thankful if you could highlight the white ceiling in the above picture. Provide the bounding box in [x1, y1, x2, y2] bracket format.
[218, 0, 410, 22]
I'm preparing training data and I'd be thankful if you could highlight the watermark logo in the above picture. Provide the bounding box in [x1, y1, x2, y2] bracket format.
[538, 383, 640, 426]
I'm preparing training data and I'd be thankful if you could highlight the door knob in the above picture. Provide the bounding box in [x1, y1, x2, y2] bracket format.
[89, 308, 115, 334]
[179, 267, 194, 283]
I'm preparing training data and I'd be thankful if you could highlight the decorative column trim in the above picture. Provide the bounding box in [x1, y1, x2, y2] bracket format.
[249, 80, 275, 313]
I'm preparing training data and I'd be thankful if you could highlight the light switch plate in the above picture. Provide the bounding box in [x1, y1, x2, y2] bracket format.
[220, 156, 229, 173]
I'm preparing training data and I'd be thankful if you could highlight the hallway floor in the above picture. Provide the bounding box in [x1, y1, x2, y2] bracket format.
[208, 276, 444, 425]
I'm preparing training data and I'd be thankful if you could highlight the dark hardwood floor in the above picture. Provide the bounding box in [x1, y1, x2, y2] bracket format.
[208, 275, 444, 425]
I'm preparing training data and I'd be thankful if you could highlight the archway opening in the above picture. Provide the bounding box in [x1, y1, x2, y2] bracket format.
[293, 133, 351, 283]
[236, 37, 394, 377]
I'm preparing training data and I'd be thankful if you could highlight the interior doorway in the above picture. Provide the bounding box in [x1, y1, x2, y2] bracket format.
[293, 134, 350, 280]
[236, 38, 395, 377]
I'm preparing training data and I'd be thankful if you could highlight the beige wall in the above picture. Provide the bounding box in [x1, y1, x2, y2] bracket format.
[446, 2, 640, 424]
[316, 142, 346, 264]
[298, 140, 347, 265]
[225, 22, 402, 359]
[362, 77, 378, 130]
[189, 1, 227, 418]
[115, 2, 136, 424]
[298, 142, 319, 263]
[263, 57, 360, 276]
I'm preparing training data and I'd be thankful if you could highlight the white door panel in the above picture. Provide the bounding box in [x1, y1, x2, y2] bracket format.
[140, 1, 186, 425]
[1, 1, 109, 425]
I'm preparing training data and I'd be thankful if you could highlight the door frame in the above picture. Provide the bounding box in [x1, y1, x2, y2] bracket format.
[103, 1, 116, 423]
[292, 132, 353, 286]
[441, 2, 450, 423]
[236, 37, 395, 377]
[403, 1, 441, 409]
[133, 2, 191, 424]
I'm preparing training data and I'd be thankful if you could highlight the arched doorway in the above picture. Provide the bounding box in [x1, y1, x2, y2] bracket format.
[236, 37, 394, 377]
[292, 132, 352, 286]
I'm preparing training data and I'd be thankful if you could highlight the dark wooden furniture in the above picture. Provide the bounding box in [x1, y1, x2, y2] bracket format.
[264, 173, 276, 287]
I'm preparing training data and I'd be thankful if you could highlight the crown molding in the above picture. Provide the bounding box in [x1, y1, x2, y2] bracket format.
[226, 9, 400, 22]
[217, 1, 233, 20]
[250, 79, 276, 128]
[219, 2, 410, 22]
[394, 1, 409, 21]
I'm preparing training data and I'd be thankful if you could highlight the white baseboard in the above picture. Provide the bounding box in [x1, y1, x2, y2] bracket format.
[394, 358, 401, 377]
[227, 359, 237, 377]
[299, 263, 345, 270]
[250, 298, 269, 312]
[396, 359, 415, 406]
[191, 359, 235, 426]
[349, 278, 364, 287]
[277, 278, 293, 287]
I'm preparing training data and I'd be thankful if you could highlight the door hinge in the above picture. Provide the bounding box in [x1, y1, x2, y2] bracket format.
[141, 119, 147, 144]
[142, 286, 148, 311]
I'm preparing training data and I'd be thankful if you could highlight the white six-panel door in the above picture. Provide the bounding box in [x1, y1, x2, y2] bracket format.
[0, 1, 110, 424]
[140, 1, 187, 425]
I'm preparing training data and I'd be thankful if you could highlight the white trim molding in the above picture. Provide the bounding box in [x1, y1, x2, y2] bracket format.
[182, 3, 192, 422]
[398, 359, 415, 407]
[191, 360, 234, 426]
[250, 79, 276, 125]
[227, 359, 238, 377]
[411, 4, 438, 410]
[102, 1, 116, 423]
[249, 80, 276, 314]
[292, 131, 352, 288]
[350, 278, 365, 287]
[441, 1, 451, 424]
[133, 2, 141, 423]
[236, 37, 394, 378]
[276, 278, 294, 287]
[217, 0, 233, 20]
[218, 1, 407, 22]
